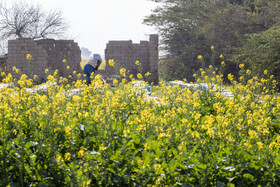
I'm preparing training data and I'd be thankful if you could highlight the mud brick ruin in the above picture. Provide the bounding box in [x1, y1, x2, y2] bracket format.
[103, 34, 159, 84]
[0, 55, 7, 70]
[6, 35, 159, 84]
[8, 38, 81, 79]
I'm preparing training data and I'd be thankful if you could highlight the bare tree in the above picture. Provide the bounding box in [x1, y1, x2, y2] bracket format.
[0, 2, 68, 40]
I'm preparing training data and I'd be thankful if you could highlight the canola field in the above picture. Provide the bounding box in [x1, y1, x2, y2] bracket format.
[0, 61, 280, 186]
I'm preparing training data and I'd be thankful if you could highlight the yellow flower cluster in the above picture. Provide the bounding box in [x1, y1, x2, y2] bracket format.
[0, 61, 279, 186]
[135, 60, 140, 66]
[108, 59, 115, 66]
[197, 55, 203, 60]
[64, 152, 71, 161]
[145, 72, 151, 77]
[26, 53, 32, 60]
[120, 68, 126, 76]
[137, 73, 143, 79]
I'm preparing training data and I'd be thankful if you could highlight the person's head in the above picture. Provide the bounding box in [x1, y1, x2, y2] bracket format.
[93, 54, 102, 62]
[87, 54, 102, 68]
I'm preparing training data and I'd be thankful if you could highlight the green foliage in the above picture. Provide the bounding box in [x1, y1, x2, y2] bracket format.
[232, 25, 280, 86]
[145, 0, 280, 81]
[0, 65, 280, 185]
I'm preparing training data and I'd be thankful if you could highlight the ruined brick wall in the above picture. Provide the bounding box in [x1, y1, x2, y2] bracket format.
[0, 55, 7, 70]
[104, 34, 159, 84]
[8, 38, 81, 79]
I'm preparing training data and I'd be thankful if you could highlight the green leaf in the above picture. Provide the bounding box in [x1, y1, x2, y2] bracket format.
[25, 164, 32, 175]
[76, 169, 83, 177]
[197, 163, 206, 170]
[107, 167, 116, 174]
[243, 173, 254, 181]
[69, 162, 79, 170]
[25, 142, 33, 149]
[274, 157, 280, 166]
[169, 158, 177, 172]
[30, 154, 37, 164]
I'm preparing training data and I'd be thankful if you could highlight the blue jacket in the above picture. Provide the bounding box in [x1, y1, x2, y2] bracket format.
[84, 63, 96, 82]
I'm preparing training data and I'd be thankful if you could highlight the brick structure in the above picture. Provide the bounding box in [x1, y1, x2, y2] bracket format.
[8, 38, 81, 79]
[0, 55, 7, 70]
[104, 34, 159, 84]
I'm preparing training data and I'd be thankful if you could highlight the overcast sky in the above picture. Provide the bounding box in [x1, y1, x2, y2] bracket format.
[6, 0, 159, 56]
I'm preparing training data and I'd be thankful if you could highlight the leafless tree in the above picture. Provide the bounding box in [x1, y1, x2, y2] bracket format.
[0, 2, 68, 40]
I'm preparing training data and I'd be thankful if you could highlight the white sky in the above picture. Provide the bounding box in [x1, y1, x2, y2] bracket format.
[6, 0, 159, 57]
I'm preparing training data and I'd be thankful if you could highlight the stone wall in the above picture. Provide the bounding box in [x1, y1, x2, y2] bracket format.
[104, 34, 159, 84]
[0, 55, 7, 70]
[8, 38, 81, 79]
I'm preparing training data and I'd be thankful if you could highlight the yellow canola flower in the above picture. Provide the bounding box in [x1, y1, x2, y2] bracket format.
[20, 74, 28, 80]
[99, 145, 107, 152]
[137, 73, 143, 79]
[64, 152, 71, 161]
[2, 55, 280, 185]
[227, 74, 234, 81]
[220, 54, 224, 59]
[45, 69, 49, 74]
[53, 69, 59, 76]
[56, 154, 64, 164]
[135, 60, 140, 66]
[250, 102, 255, 109]
[244, 142, 252, 149]
[201, 71, 206, 76]
[120, 68, 126, 76]
[65, 126, 71, 135]
[211, 45, 215, 50]
[26, 53, 32, 60]
[82, 180, 91, 187]
[257, 142, 263, 150]
[108, 59, 115, 67]
[62, 59, 67, 63]
[113, 79, 118, 85]
[121, 78, 127, 84]
[155, 177, 163, 186]
[145, 72, 151, 77]
[239, 64, 244, 69]
[47, 75, 55, 81]
[197, 55, 203, 60]
[264, 70, 268, 75]
[78, 149, 85, 158]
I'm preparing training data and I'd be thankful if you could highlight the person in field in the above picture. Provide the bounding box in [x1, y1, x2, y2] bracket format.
[83, 53, 102, 84]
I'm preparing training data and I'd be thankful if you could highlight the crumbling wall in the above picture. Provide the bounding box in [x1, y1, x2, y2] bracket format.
[104, 34, 159, 84]
[8, 38, 81, 79]
[0, 55, 7, 70]
[0, 55, 8, 82]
